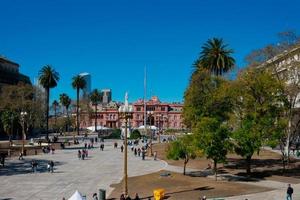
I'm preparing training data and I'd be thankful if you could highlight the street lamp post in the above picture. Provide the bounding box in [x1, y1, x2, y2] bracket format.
[118, 92, 133, 196]
[20, 111, 27, 155]
[157, 114, 162, 143]
[147, 111, 154, 156]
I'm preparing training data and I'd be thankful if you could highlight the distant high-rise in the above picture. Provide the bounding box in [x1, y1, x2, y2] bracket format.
[101, 89, 112, 104]
[79, 72, 91, 100]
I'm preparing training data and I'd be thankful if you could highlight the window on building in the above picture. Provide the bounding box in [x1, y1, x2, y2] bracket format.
[137, 107, 141, 111]
[147, 106, 155, 111]
[161, 107, 165, 111]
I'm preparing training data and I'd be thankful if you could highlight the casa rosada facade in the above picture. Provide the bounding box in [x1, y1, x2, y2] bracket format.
[80, 96, 184, 130]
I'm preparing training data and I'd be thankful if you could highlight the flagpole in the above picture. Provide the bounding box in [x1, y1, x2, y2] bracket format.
[144, 66, 147, 135]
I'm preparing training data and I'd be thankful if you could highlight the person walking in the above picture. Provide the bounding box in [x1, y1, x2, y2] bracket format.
[134, 193, 140, 200]
[92, 193, 98, 200]
[47, 161, 51, 172]
[82, 150, 85, 160]
[50, 160, 54, 173]
[19, 152, 23, 160]
[121, 145, 124, 152]
[142, 148, 145, 160]
[154, 151, 157, 161]
[287, 183, 293, 200]
[120, 194, 125, 200]
[134, 148, 137, 156]
[78, 150, 82, 159]
[31, 160, 38, 173]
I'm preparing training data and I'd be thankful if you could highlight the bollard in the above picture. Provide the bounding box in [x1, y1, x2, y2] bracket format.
[99, 189, 106, 200]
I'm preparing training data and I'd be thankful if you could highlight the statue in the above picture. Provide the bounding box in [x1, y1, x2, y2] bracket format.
[125, 92, 129, 107]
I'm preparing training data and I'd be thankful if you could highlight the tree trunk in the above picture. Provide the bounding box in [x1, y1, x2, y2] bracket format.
[77, 88, 80, 135]
[282, 155, 286, 174]
[94, 104, 97, 132]
[46, 87, 50, 140]
[246, 155, 252, 176]
[54, 107, 57, 132]
[286, 117, 292, 166]
[214, 160, 217, 181]
[183, 156, 189, 175]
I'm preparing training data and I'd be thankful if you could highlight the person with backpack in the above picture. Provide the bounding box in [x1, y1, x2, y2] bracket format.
[287, 183, 293, 200]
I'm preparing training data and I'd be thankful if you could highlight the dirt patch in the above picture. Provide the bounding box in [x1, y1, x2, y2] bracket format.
[152, 143, 210, 170]
[108, 170, 272, 200]
[153, 143, 300, 183]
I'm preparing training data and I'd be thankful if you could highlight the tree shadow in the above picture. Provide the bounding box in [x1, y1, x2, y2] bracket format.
[187, 170, 214, 177]
[0, 159, 65, 176]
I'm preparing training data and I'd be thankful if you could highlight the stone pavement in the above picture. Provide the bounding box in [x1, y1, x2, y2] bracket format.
[0, 140, 167, 200]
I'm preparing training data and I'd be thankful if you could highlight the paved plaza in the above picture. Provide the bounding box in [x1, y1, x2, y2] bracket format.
[0, 140, 167, 200]
[1, 140, 300, 200]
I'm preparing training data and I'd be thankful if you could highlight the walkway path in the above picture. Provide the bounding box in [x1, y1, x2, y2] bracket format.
[0, 140, 167, 200]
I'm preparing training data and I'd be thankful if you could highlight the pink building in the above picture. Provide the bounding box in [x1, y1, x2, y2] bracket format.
[80, 96, 184, 130]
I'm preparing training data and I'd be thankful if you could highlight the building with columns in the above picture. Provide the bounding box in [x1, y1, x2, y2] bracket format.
[80, 96, 184, 130]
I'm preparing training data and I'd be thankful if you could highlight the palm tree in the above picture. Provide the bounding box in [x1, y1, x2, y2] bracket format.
[90, 89, 102, 132]
[196, 38, 235, 76]
[52, 100, 59, 131]
[72, 75, 86, 135]
[59, 93, 71, 132]
[38, 65, 59, 139]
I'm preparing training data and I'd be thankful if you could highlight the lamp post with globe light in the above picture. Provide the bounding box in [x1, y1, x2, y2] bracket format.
[20, 111, 27, 155]
[118, 92, 133, 196]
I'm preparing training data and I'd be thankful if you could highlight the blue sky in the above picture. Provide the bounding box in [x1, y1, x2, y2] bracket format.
[1, 0, 300, 103]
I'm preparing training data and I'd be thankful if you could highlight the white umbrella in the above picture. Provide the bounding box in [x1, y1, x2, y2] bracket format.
[86, 125, 110, 131]
[137, 125, 158, 130]
[68, 190, 83, 200]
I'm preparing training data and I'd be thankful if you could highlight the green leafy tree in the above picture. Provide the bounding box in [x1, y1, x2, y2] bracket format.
[194, 117, 231, 180]
[230, 68, 288, 175]
[90, 89, 102, 132]
[183, 69, 233, 128]
[38, 65, 59, 139]
[0, 84, 44, 139]
[183, 68, 233, 180]
[130, 129, 141, 139]
[167, 134, 199, 175]
[195, 38, 235, 76]
[72, 75, 86, 135]
[1, 110, 18, 142]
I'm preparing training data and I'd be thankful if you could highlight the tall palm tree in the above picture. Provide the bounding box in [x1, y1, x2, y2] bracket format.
[90, 89, 102, 132]
[52, 100, 59, 131]
[38, 65, 59, 139]
[196, 38, 235, 76]
[72, 75, 86, 135]
[59, 93, 71, 132]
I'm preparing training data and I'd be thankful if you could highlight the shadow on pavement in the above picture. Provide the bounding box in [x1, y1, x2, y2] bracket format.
[0, 158, 65, 176]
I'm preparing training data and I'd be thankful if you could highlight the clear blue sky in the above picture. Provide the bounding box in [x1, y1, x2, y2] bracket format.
[1, 0, 300, 103]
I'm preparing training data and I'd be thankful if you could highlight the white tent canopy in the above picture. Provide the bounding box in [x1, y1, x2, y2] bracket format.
[68, 190, 83, 200]
[86, 125, 110, 132]
[137, 125, 158, 130]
